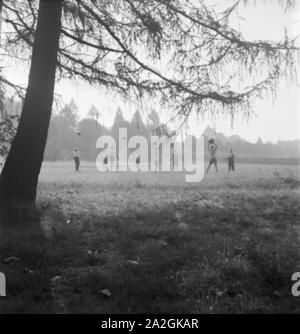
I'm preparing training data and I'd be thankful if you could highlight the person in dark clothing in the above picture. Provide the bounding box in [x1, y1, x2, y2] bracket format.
[73, 148, 80, 172]
[135, 149, 141, 169]
[227, 149, 235, 171]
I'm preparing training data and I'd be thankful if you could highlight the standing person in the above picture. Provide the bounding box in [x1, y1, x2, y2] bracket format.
[227, 149, 235, 171]
[152, 141, 159, 172]
[170, 142, 175, 171]
[135, 148, 141, 169]
[73, 148, 80, 172]
[108, 147, 115, 171]
[207, 138, 218, 173]
[103, 154, 108, 171]
[108, 146, 119, 171]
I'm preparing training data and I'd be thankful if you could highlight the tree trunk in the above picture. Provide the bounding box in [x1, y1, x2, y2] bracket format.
[0, 0, 62, 203]
[0, 1, 3, 37]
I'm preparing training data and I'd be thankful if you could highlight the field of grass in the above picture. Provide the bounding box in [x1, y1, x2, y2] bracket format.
[1, 161, 300, 313]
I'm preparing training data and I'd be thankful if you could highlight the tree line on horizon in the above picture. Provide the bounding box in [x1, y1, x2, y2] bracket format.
[45, 98, 164, 161]
[43, 99, 300, 162]
[1, 96, 299, 164]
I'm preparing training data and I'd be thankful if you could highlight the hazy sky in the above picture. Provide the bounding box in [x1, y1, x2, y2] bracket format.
[3, 1, 300, 143]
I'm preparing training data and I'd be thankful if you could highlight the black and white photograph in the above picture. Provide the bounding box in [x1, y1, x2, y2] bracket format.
[0, 0, 300, 317]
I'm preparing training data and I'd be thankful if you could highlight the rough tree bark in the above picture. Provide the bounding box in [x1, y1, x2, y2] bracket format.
[0, 0, 3, 46]
[0, 0, 3, 32]
[0, 0, 63, 203]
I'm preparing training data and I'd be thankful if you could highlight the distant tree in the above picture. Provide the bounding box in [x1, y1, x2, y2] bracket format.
[0, 116, 17, 158]
[113, 108, 126, 126]
[256, 137, 264, 145]
[59, 98, 79, 130]
[44, 100, 79, 161]
[131, 110, 147, 133]
[44, 114, 75, 161]
[111, 108, 129, 130]
[146, 109, 160, 132]
[0, 95, 20, 159]
[78, 118, 106, 160]
[110, 108, 130, 139]
[87, 105, 100, 126]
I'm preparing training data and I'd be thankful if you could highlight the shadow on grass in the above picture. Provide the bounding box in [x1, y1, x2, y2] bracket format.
[0, 202, 50, 313]
[0, 192, 299, 314]
[0, 202, 88, 313]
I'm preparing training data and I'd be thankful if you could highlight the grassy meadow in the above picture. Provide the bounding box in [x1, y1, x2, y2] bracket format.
[0, 161, 300, 313]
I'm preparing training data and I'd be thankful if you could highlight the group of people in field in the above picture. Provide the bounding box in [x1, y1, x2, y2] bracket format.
[73, 138, 236, 173]
[206, 138, 236, 173]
